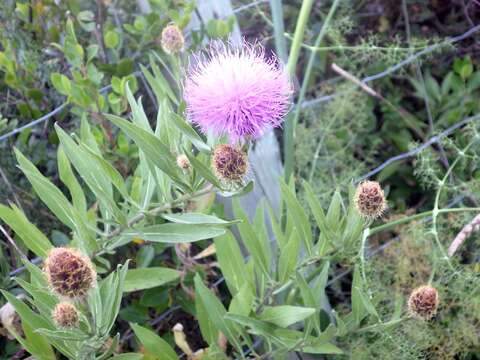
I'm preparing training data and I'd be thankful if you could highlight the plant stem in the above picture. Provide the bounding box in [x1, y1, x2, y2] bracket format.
[355, 317, 409, 333]
[286, 0, 342, 181]
[105, 184, 214, 239]
[283, 0, 315, 180]
[430, 139, 477, 272]
[269, 0, 287, 62]
[360, 206, 480, 283]
[368, 207, 480, 235]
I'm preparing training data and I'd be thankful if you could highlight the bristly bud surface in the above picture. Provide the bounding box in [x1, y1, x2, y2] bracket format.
[211, 144, 248, 183]
[52, 302, 79, 328]
[354, 180, 387, 219]
[161, 24, 184, 54]
[44, 247, 96, 299]
[408, 285, 439, 320]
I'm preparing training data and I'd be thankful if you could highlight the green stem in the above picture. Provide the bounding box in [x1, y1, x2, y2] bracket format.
[368, 207, 480, 235]
[430, 140, 477, 272]
[360, 207, 480, 283]
[284, 0, 342, 180]
[355, 317, 409, 334]
[283, 0, 315, 180]
[269, 0, 287, 61]
[104, 185, 214, 240]
[285, 0, 315, 75]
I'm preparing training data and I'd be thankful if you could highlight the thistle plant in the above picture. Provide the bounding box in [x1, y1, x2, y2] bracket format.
[1, 5, 480, 358]
[0, 39, 291, 359]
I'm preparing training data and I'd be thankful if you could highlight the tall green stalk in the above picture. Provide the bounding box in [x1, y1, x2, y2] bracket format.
[283, 0, 315, 181]
[284, 0, 341, 180]
[269, 0, 287, 62]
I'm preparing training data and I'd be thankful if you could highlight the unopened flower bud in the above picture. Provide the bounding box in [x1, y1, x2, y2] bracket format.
[173, 323, 193, 356]
[44, 247, 96, 299]
[52, 302, 79, 328]
[161, 24, 184, 54]
[354, 180, 386, 219]
[408, 285, 439, 320]
[176, 154, 190, 170]
[0, 300, 23, 339]
[212, 144, 248, 182]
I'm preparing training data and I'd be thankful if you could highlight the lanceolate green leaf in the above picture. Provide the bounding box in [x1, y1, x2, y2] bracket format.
[15, 148, 77, 229]
[106, 114, 189, 191]
[303, 181, 329, 236]
[214, 231, 248, 295]
[170, 112, 211, 153]
[56, 125, 126, 224]
[122, 223, 226, 243]
[326, 190, 343, 232]
[58, 145, 87, 212]
[23, 322, 57, 360]
[1, 290, 72, 358]
[126, 83, 151, 130]
[95, 262, 129, 335]
[229, 282, 255, 317]
[110, 354, 143, 360]
[0, 204, 52, 258]
[278, 228, 301, 283]
[162, 212, 238, 226]
[258, 305, 315, 328]
[312, 261, 330, 305]
[16, 148, 96, 252]
[194, 274, 243, 352]
[123, 267, 180, 292]
[232, 198, 270, 277]
[15, 278, 58, 318]
[196, 291, 218, 346]
[130, 323, 178, 360]
[351, 266, 369, 326]
[80, 143, 129, 199]
[280, 179, 313, 255]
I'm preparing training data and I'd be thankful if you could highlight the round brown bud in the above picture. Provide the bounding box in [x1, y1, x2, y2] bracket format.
[176, 154, 190, 170]
[354, 180, 386, 219]
[44, 247, 96, 299]
[408, 285, 439, 320]
[161, 24, 184, 54]
[212, 144, 248, 182]
[52, 302, 79, 328]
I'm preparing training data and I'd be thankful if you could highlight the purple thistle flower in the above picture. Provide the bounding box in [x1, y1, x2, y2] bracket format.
[184, 42, 293, 142]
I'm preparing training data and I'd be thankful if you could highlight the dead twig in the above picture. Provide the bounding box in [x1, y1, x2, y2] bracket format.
[448, 213, 480, 256]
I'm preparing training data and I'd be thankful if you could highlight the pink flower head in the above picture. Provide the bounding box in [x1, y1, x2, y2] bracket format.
[184, 42, 292, 142]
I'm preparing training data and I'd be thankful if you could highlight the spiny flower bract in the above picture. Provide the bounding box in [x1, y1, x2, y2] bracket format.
[408, 285, 439, 321]
[52, 302, 79, 328]
[184, 42, 292, 142]
[161, 24, 184, 54]
[354, 180, 387, 219]
[44, 247, 96, 299]
[212, 144, 248, 182]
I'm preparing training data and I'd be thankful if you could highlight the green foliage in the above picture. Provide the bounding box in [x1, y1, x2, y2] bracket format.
[1, 1, 480, 359]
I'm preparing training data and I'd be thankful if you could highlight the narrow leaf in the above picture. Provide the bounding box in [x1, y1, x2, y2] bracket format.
[124, 267, 180, 292]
